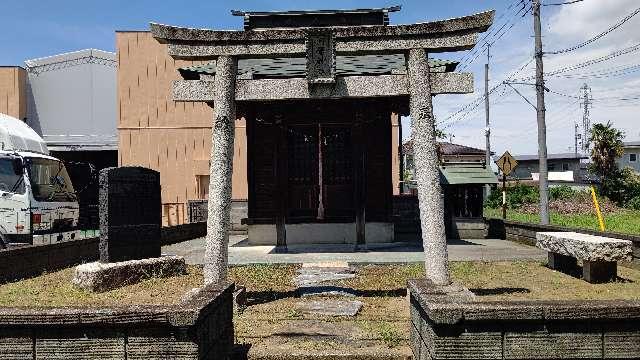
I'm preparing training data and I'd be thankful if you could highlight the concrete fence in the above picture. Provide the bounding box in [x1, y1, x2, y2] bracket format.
[0, 222, 208, 284]
[487, 218, 640, 264]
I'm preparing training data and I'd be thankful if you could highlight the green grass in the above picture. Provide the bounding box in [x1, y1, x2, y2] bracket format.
[484, 207, 640, 235]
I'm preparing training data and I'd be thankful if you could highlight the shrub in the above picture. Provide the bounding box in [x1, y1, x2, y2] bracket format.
[485, 184, 539, 209]
[549, 185, 578, 201]
[626, 196, 640, 211]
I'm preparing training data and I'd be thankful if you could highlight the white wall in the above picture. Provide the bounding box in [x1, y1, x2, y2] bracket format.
[26, 51, 116, 150]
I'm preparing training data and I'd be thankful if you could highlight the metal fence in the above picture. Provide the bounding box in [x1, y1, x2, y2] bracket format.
[188, 200, 208, 223]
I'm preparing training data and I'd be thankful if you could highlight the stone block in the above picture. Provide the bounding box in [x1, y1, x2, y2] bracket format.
[604, 331, 640, 358]
[127, 328, 198, 360]
[0, 330, 33, 360]
[99, 167, 161, 263]
[295, 299, 363, 316]
[536, 232, 633, 262]
[425, 324, 502, 360]
[504, 332, 602, 359]
[548, 252, 578, 273]
[72, 255, 186, 292]
[35, 329, 125, 360]
[583, 260, 617, 283]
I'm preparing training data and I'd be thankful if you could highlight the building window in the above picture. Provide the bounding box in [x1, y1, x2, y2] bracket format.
[630, 153, 637, 163]
[196, 175, 210, 199]
[548, 163, 556, 171]
[562, 163, 570, 171]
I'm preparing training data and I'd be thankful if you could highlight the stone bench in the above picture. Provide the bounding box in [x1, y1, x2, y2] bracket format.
[536, 232, 633, 283]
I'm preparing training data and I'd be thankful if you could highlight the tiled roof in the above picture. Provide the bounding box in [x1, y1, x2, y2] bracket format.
[439, 142, 485, 155]
[402, 140, 485, 156]
[179, 55, 458, 79]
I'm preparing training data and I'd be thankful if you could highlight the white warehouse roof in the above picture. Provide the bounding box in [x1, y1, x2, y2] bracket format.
[25, 49, 115, 70]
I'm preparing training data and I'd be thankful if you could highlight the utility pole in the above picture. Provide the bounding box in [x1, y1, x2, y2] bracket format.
[484, 44, 492, 199]
[485, 43, 491, 167]
[533, 0, 550, 225]
[580, 83, 592, 152]
[574, 122, 579, 156]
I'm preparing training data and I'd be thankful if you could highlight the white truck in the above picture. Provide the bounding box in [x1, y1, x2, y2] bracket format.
[0, 113, 80, 247]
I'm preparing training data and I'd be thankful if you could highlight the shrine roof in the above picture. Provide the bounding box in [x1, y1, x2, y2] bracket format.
[231, 6, 402, 30]
[179, 55, 458, 79]
[150, 10, 494, 44]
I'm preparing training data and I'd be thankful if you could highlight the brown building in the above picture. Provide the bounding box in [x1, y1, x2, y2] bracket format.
[0, 66, 27, 120]
[115, 31, 401, 227]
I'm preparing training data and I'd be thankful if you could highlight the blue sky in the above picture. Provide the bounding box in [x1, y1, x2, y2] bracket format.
[2, 0, 639, 156]
[0, 0, 505, 64]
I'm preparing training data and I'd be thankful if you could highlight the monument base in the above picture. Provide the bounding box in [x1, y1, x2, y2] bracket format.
[72, 255, 186, 292]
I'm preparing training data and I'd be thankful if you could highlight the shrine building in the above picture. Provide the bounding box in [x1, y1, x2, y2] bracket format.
[121, 6, 495, 247]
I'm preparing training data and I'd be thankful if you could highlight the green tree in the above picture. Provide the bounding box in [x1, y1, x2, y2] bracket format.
[588, 122, 624, 200]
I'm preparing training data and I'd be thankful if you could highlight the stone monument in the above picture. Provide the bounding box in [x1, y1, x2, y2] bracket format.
[99, 167, 161, 262]
[73, 166, 186, 292]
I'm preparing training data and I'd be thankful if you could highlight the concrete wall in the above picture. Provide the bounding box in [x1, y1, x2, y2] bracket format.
[247, 222, 394, 245]
[487, 218, 640, 266]
[409, 278, 640, 360]
[512, 159, 581, 180]
[618, 146, 640, 173]
[116, 31, 248, 226]
[0, 224, 206, 283]
[0, 284, 234, 360]
[0, 66, 27, 119]
[25, 50, 117, 151]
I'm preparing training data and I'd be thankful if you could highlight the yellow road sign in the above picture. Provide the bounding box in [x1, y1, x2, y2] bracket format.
[496, 151, 518, 176]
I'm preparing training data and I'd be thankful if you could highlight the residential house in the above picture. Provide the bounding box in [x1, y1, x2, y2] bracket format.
[618, 141, 640, 173]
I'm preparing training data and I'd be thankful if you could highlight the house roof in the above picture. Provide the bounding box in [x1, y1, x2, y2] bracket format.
[179, 56, 458, 79]
[402, 140, 485, 156]
[510, 153, 587, 162]
[624, 141, 640, 147]
[439, 163, 498, 185]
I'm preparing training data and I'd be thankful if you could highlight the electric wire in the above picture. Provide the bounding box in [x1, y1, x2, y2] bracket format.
[545, 7, 640, 54]
[457, 0, 531, 71]
[542, 0, 586, 6]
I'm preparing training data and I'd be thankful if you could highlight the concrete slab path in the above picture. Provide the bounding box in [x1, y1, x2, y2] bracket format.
[162, 236, 546, 265]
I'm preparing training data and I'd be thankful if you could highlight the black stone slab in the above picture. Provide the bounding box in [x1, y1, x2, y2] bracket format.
[99, 167, 161, 263]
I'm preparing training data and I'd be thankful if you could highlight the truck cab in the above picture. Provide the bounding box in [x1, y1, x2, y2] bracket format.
[0, 114, 79, 247]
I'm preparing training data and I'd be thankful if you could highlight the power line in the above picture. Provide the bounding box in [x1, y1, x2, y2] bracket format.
[548, 63, 640, 79]
[457, 1, 531, 71]
[456, 0, 523, 66]
[542, 0, 585, 6]
[516, 42, 640, 80]
[545, 7, 640, 55]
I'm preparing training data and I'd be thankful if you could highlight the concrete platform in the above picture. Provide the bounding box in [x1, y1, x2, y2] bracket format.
[162, 236, 546, 265]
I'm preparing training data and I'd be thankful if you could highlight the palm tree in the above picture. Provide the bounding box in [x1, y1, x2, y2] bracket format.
[588, 122, 624, 194]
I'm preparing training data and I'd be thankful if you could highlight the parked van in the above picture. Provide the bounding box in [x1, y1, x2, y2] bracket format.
[0, 113, 79, 247]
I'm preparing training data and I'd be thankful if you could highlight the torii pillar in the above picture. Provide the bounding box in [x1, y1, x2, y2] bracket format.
[204, 56, 238, 285]
[406, 49, 450, 285]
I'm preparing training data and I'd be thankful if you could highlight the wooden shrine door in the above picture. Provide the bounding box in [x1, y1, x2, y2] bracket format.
[287, 122, 354, 222]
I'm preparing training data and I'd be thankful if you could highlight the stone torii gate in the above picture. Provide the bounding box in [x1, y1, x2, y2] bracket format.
[151, 9, 494, 286]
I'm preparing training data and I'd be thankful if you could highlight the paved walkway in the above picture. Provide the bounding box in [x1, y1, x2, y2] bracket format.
[162, 236, 546, 265]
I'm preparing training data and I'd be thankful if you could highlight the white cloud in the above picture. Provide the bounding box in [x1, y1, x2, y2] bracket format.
[423, 1, 640, 157]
